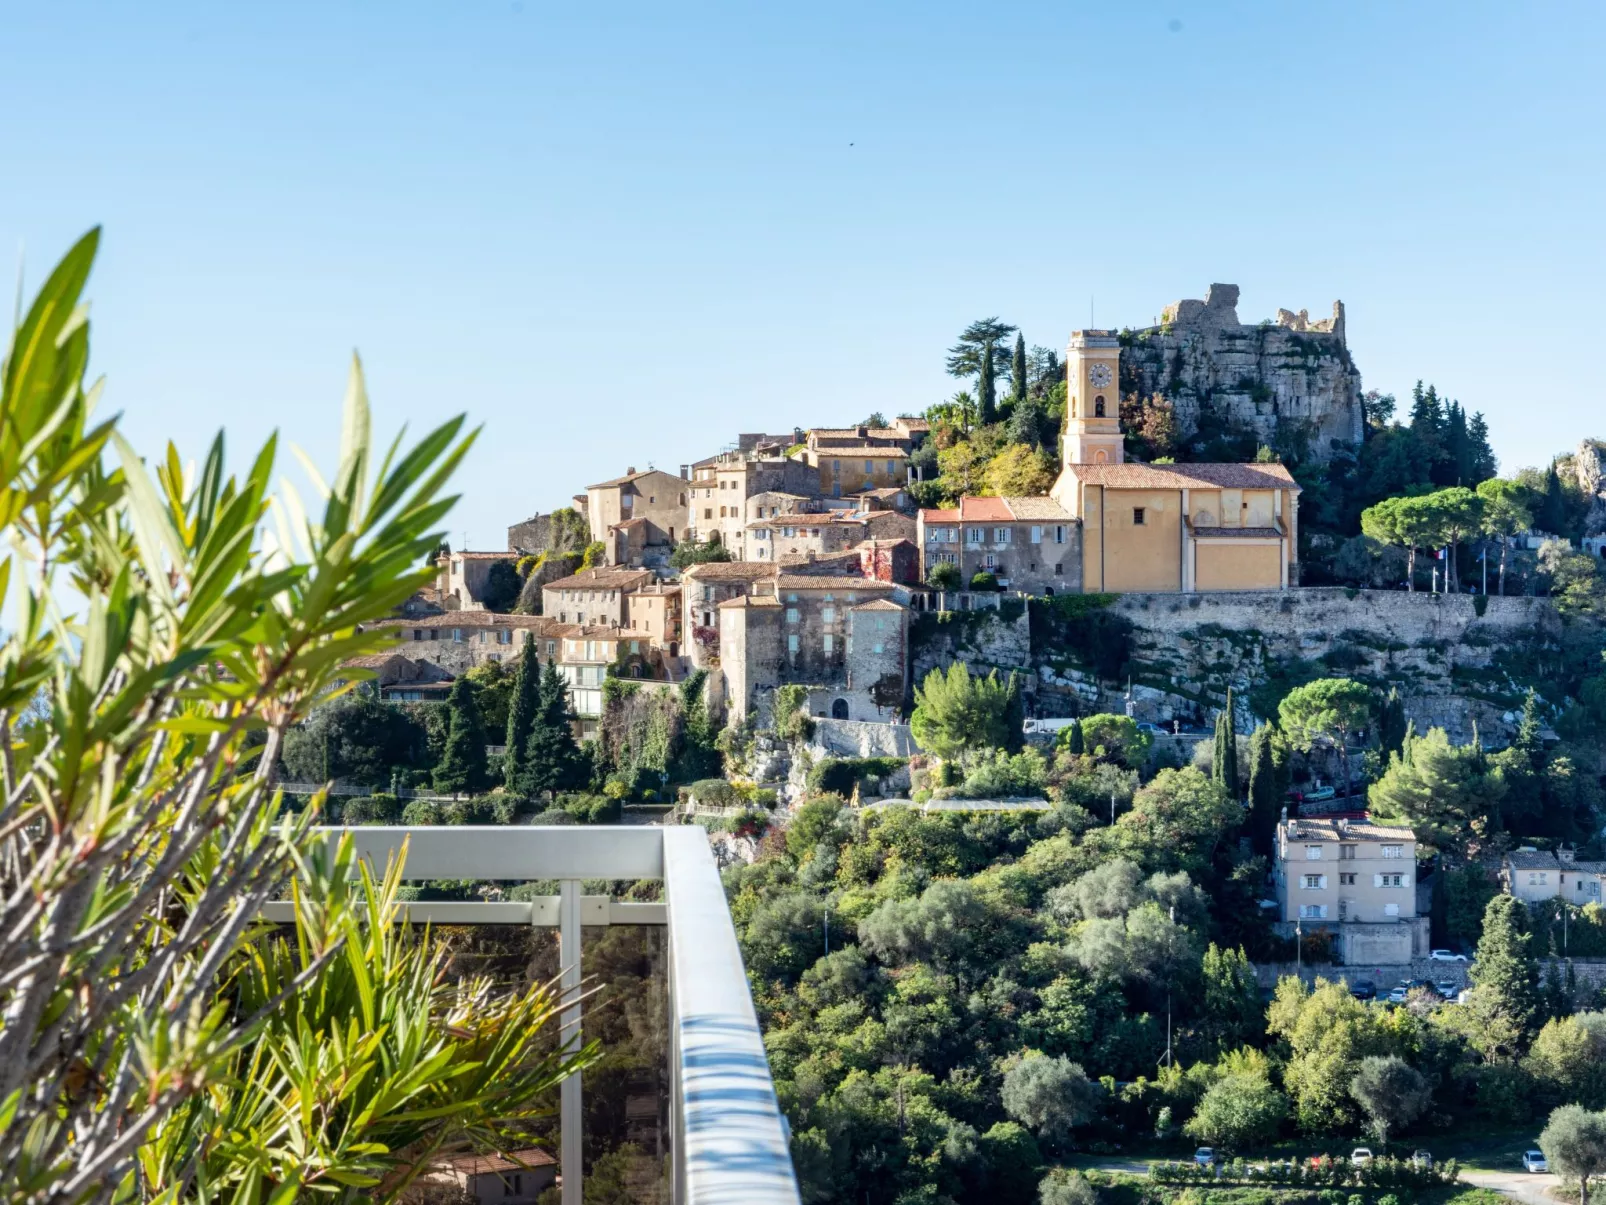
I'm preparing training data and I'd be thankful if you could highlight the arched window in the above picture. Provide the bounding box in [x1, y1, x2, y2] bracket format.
[831, 698, 850, 720]
[1095, 450, 1108, 464]
[1094, 396, 1106, 417]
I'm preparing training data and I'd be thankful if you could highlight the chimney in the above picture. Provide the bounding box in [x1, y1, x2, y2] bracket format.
[1560, 846, 1577, 865]
[856, 425, 868, 438]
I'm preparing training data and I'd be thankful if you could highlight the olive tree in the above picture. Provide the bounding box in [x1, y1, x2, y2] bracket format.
[1349, 1055, 1430, 1147]
[1540, 1105, 1606, 1204]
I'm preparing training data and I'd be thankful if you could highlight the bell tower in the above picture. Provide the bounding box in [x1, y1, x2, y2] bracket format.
[1062, 330, 1124, 466]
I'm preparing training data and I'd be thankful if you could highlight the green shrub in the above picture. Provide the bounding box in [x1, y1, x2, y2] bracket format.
[400, 799, 442, 826]
[490, 796, 521, 825]
[773, 685, 815, 742]
[1474, 592, 1489, 617]
[530, 808, 576, 825]
[806, 757, 905, 796]
[555, 792, 621, 824]
[340, 794, 401, 825]
[970, 570, 1000, 591]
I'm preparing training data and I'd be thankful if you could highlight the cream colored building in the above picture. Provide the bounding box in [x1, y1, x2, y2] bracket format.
[584, 468, 689, 561]
[1273, 814, 1426, 964]
[1502, 848, 1606, 905]
[1048, 329, 1300, 593]
[542, 566, 654, 628]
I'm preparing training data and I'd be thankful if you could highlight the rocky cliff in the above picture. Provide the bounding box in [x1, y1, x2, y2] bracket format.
[1119, 284, 1365, 462]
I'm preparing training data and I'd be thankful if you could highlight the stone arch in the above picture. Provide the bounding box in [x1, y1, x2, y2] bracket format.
[831, 697, 850, 720]
[1094, 395, 1106, 417]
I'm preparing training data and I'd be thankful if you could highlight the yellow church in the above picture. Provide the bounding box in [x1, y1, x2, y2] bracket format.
[1048, 330, 1301, 593]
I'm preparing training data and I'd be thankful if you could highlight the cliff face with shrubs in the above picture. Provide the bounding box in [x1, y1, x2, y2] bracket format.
[1119, 284, 1366, 462]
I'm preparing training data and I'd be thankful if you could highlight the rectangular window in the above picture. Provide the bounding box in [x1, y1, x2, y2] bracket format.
[787, 633, 799, 654]
[412, 629, 423, 640]
[873, 642, 884, 654]
[823, 633, 834, 654]
[1384, 902, 1401, 917]
[886, 460, 895, 476]
[1030, 525, 1042, 544]
[1340, 872, 1357, 885]
[994, 527, 1010, 545]
[984, 553, 996, 569]
[785, 608, 799, 623]
[1054, 563, 1063, 575]
[1340, 844, 1357, 860]
[452, 628, 463, 642]
[1055, 525, 1066, 544]
[1299, 904, 1328, 920]
[1381, 844, 1403, 858]
[1302, 874, 1326, 889]
[782, 527, 794, 538]
[704, 508, 712, 519]
[967, 527, 983, 545]
[864, 460, 873, 473]
[822, 607, 835, 623]
[1133, 508, 1146, 526]
[1305, 845, 1323, 860]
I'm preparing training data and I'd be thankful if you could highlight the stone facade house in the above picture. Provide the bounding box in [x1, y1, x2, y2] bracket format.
[584, 468, 689, 562]
[542, 566, 655, 627]
[1272, 814, 1426, 964]
[366, 613, 565, 675]
[719, 572, 909, 724]
[339, 653, 455, 703]
[686, 453, 819, 550]
[679, 561, 779, 667]
[436, 550, 518, 611]
[799, 439, 909, 498]
[1502, 848, 1606, 905]
[622, 579, 683, 653]
[917, 496, 1079, 594]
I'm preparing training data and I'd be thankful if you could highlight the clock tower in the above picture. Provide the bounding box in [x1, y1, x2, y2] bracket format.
[1062, 330, 1124, 466]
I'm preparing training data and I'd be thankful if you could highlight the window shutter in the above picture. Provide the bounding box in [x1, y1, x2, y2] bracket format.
[1320, 876, 1328, 889]
[1373, 873, 1383, 887]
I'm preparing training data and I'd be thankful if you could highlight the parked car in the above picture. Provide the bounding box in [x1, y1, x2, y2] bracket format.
[1387, 986, 1409, 1004]
[1352, 1148, 1374, 1166]
[1457, 988, 1474, 1004]
[1349, 980, 1377, 1001]
[1194, 1147, 1218, 1167]
[1407, 977, 1435, 991]
[1523, 1150, 1548, 1173]
[1412, 1151, 1434, 1169]
[1138, 722, 1163, 735]
[1436, 980, 1459, 999]
[1430, 949, 1469, 962]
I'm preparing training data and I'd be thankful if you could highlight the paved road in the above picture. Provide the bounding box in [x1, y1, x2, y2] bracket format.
[1070, 1157, 1562, 1205]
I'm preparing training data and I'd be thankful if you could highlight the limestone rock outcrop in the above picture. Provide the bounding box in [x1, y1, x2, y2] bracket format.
[1119, 283, 1365, 461]
[1573, 440, 1606, 536]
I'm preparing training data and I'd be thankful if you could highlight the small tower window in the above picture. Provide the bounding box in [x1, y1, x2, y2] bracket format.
[1133, 507, 1146, 525]
[1094, 396, 1106, 417]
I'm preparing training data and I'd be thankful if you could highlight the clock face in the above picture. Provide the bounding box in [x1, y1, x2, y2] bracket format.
[1088, 363, 1114, 388]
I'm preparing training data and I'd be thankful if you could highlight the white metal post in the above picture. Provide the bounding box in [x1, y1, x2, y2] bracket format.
[560, 879, 583, 1205]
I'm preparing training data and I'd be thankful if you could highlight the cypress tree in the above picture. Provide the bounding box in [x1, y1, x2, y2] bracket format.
[522, 659, 585, 801]
[1003, 672, 1025, 753]
[1380, 687, 1407, 759]
[1066, 717, 1085, 756]
[1469, 893, 1542, 1051]
[1011, 332, 1028, 405]
[978, 340, 997, 425]
[1212, 688, 1239, 797]
[1514, 687, 1544, 771]
[1246, 722, 1279, 857]
[503, 639, 541, 798]
[433, 677, 490, 797]
[1539, 462, 1569, 536]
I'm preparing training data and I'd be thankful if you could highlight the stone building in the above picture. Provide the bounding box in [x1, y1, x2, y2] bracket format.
[719, 573, 909, 724]
[679, 561, 780, 668]
[1272, 813, 1426, 964]
[798, 439, 909, 498]
[366, 613, 566, 675]
[436, 550, 518, 611]
[339, 652, 456, 703]
[622, 579, 683, 654]
[1049, 329, 1301, 592]
[686, 452, 820, 550]
[584, 468, 689, 563]
[1502, 847, 1606, 905]
[917, 496, 1079, 594]
[542, 566, 655, 628]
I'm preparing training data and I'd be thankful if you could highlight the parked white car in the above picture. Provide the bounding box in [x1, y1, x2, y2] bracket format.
[1194, 1147, 1218, 1167]
[1352, 1148, 1374, 1166]
[1523, 1150, 1548, 1173]
[1387, 986, 1409, 1004]
[1430, 949, 1469, 962]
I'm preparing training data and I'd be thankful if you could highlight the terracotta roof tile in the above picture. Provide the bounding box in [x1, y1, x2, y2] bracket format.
[958, 496, 1014, 522]
[543, 567, 654, 591]
[1282, 817, 1414, 841]
[1002, 496, 1074, 520]
[1065, 462, 1301, 491]
[771, 576, 897, 592]
[437, 1148, 556, 1176]
[919, 508, 960, 523]
[679, 562, 778, 581]
[851, 598, 905, 611]
[1190, 525, 1285, 538]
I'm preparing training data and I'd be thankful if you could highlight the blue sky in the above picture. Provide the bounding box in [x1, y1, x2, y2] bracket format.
[3, 2, 1602, 547]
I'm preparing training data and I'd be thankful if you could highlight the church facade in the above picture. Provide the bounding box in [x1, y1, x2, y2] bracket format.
[920, 329, 1301, 594]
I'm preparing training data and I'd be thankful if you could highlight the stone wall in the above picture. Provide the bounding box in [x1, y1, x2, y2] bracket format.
[1109, 588, 1562, 743]
[1124, 283, 1364, 461]
[911, 603, 1033, 688]
[808, 718, 922, 758]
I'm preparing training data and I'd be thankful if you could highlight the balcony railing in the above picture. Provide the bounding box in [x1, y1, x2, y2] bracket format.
[264, 825, 800, 1205]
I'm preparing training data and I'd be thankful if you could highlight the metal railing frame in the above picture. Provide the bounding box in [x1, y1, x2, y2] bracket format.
[280, 825, 800, 1205]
